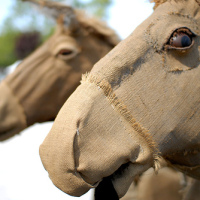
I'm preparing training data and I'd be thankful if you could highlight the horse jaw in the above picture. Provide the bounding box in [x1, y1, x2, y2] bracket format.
[0, 81, 27, 141]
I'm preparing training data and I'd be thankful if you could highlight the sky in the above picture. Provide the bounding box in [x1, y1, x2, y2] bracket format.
[0, 1, 13, 23]
[0, 1, 154, 200]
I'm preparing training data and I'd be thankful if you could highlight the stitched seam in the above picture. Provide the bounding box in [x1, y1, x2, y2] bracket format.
[81, 73, 161, 170]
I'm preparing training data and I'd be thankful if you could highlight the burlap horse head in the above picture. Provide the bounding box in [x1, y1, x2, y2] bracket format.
[0, 0, 119, 141]
[40, 0, 200, 198]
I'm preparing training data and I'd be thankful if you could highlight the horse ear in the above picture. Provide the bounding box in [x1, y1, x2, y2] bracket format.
[22, 0, 78, 28]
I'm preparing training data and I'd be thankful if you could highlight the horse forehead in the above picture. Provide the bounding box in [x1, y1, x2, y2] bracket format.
[50, 33, 79, 47]
[91, 0, 200, 77]
[134, 0, 200, 40]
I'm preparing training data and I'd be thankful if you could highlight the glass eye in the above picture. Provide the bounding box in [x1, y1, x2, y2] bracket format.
[58, 49, 73, 56]
[166, 28, 195, 49]
[170, 33, 192, 48]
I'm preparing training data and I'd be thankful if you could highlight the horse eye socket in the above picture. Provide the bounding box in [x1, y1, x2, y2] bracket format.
[58, 49, 73, 56]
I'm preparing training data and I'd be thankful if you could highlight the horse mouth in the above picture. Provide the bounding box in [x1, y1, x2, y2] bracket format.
[111, 163, 131, 179]
[95, 162, 131, 199]
[0, 127, 17, 141]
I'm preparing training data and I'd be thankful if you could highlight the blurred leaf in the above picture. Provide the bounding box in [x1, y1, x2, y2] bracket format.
[72, 0, 112, 18]
[0, 32, 19, 68]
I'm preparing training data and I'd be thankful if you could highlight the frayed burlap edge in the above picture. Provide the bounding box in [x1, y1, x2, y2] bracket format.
[81, 73, 161, 173]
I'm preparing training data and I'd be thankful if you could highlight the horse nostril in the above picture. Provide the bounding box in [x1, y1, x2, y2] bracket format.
[76, 120, 81, 136]
[76, 127, 80, 136]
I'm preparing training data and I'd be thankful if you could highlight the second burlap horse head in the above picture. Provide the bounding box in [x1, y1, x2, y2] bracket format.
[0, 0, 119, 141]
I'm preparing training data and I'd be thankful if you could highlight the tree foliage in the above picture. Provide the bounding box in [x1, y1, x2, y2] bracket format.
[0, 32, 19, 67]
[0, 0, 112, 67]
[72, 0, 112, 19]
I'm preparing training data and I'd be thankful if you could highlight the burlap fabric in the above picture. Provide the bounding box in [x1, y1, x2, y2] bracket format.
[122, 166, 200, 200]
[136, 168, 183, 200]
[121, 160, 183, 200]
[0, 81, 27, 140]
[183, 179, 200, 200]
[40, 82, 154, 197]
[40, 0, 200, 198]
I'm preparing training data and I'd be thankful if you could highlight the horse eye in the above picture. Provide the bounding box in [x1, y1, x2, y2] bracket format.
[166, 28, 195, 49]
[58, 49, 73, 56]
[170, 33, 192, 48]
